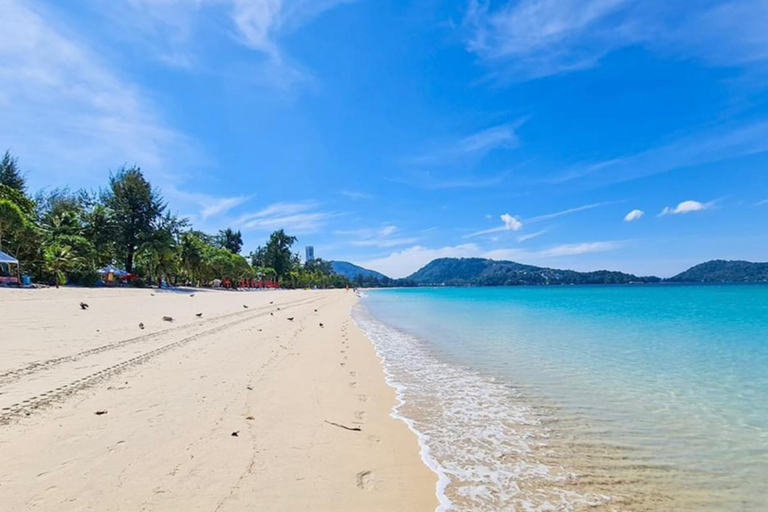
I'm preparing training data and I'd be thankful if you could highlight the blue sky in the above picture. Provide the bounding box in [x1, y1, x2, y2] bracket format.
[1, 0, 767, 277]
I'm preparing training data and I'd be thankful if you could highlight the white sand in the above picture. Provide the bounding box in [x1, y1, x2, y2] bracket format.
[0, 287, 437, 511]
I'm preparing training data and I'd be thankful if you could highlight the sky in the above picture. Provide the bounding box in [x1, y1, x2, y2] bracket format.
[1, 0, 767, 278]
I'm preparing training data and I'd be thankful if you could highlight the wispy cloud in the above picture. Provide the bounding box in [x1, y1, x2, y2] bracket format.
[340, 190, 373, 200]
[166, 187, 252, 220]
[757, 198, 768, 206]
[0, 1, 207, 190]
[98, 0, 354, 86]
[526, 201, 619, 223]
[551, 121, 768, 186]
[405, 120, 526, 166]
[516, 229, 548, 242]
[624, 209, 644, 222]
[659, 200, 714, 216]
[336, 225, 418, 248]
[236, 201, 335, 233]
[464, 0, 768, 81]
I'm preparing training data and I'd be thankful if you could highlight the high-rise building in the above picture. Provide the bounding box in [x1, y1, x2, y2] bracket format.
[305, 245, 315, 263]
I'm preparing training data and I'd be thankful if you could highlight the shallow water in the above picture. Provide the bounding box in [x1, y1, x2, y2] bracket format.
[355, 284, 768, 511]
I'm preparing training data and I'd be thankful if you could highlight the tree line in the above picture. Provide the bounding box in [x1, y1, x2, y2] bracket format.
[0, 151, 350, 289]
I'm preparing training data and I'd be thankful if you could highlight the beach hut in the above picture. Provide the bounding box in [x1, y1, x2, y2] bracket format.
[0, 250, 21, 285]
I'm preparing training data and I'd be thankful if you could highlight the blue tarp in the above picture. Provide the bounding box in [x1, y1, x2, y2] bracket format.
[98, 264, 128, 277]
[0, 250, 19, 265]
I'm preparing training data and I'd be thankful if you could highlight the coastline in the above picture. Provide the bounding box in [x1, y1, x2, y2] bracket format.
[0, 287, 437, 511]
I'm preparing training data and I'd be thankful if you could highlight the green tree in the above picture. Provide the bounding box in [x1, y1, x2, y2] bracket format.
[137, 229, 176, 284]
[218, 228, 243, 254]
[0, 199, 27, 251]
[178, 232, 205, 284]
[0, 151, 26, 192]
[43, 243, 80, 288]
[102, 167, 165, 273]
[262, 229, 297, 282]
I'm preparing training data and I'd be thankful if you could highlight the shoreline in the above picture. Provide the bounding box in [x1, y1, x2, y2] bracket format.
[0, 287, 437, 511]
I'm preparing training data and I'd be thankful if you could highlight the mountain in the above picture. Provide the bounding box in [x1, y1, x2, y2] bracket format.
[406, 258, 660, 286]
[668, 260, 768, 283]
[330, 261, 389, 281]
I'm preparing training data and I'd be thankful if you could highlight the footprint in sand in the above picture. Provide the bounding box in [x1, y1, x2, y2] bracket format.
[356, 470, 374, 490]
[348, 382, 358, 389]
[354, 411, 367, 421]
[357, 394, 368, 402]
[349, 371, 357, 377]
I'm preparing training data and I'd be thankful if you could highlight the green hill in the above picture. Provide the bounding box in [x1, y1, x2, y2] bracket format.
[406, 258, 660, 286]
[330, 261, 389, 281]
[669, 260, 768, 283]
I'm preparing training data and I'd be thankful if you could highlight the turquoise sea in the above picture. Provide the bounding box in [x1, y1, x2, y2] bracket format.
[354, 285, 768, 511]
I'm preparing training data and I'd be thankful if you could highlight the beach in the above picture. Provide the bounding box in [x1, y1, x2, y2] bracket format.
[0, 287, 437, 511]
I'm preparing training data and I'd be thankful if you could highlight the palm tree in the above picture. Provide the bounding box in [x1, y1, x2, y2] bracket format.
[178, 233, 204, 285]
[0, 199, 26, 251]
[138, 230, 175, 285]
[43, 244, 80, 288]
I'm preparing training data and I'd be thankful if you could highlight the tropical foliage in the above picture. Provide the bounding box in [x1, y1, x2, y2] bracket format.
[0, 151, 351, 289]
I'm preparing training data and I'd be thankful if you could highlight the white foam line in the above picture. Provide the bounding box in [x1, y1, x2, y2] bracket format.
[352, 304, 453, 512]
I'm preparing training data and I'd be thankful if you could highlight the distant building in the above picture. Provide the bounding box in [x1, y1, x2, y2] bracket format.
[305, 246, 315, 263]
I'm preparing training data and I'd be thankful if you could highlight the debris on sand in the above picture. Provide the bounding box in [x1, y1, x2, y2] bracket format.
[287, 317, 294, 321]
[139, 323, 145, 330]
[324, 420, 361, 432]
[243, 305, 249, 309]
[195, 313, 203, 317]
[162, 316, 173, 322]
[231, 431, 239, 437]
[94, 410, 108, 415]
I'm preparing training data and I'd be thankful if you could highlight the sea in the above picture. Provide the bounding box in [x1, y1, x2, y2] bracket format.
[353, 284, 768, 512]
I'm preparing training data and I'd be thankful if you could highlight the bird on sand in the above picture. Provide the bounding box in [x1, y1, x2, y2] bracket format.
[190, 293, 195, 297]
[319, 323, 324, 328]
[243, 305, 249, 309]
[196, 312, 203, 318]
[139, 322, 145, 330]
[162, 316, 173, 322]
[79, 302, 89, 310]
[287, 317, 295, 321]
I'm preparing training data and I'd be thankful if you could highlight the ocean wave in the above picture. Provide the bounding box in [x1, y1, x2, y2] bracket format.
[352, 303, 613, 512]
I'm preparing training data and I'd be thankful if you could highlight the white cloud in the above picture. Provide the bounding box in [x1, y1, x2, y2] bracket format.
[527, 201, 618, 223]
[336, 224, 418, 248]
[466, 212, 523, 237]
[757, 198, 768, 206]
[360, 244, 482, 278]
[464, 0, 768, 81]
[624, 209, 644, 222]
[166, 187, 252, 220]
[552, 121, 768, 186]
[340, 190, 372, 200]
[0, 0, 201, 189]
[102, 0, 353, 85]
[349, 237, 419, 248]
[360, 239, 624, 278]
[659, 200, 713, 216]
[405, 120, 526, 166]
[236, 201, 335, 233]
[516, 229, 547, 242]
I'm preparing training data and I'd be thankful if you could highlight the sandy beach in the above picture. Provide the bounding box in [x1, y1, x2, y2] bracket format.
[0, 287, 437, 511]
